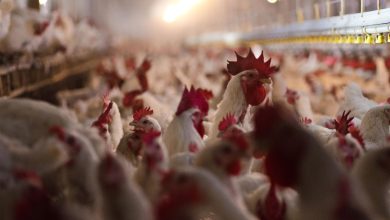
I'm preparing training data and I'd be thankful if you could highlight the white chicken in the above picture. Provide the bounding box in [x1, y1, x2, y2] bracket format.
[163, 86, 209, 157]
[352, 146, 390, 220]
[360, 105, 390, 150]
[155, 167, 257, 220]
[97, 153, 153, 220]
[134, 130, 168, 202]
[210, 50, 277, 138]
[92, 98, 123, 150]
[337, 83, 377, 119]
[116, 106, 161, 166]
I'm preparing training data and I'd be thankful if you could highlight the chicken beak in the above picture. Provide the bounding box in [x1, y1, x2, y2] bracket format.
[129, 121, 137, 127]
[259, 78, 271, 84]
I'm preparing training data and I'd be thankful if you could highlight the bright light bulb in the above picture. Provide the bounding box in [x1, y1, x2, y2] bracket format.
[39, 0, 48, 5]
[163, 0, 201, 23]
[267, 0, 278, 3]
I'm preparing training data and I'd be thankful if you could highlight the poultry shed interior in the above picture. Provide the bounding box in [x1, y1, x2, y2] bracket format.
[1, 0, 390, 219]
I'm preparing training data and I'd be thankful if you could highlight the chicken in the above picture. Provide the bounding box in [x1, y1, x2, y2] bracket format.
[272, 73, 314, 119]
[163, 86, 209, 157]
[49, 126, 100, 209]
[134, 130, 168, 202]
[0, 7, 44, 52]
[213, 113, 254, 174]
[195, 138, 251, 207]
[284, 88, 314, 120]
[0, 99, 79, 146]
[92, 98, 123, 150]
[0, 0, 14, 40]
[210, 50, 277, 138]
[337, 83, 377, 119]
[97, 153, 153, 220]
[116, 107, 161, 166]
[251, 105, 372, 220]
[155, 167, 256, 220]
[360, 105, 390, 150]
[2, 133, 69, 176]
[352, 146, 390, 220]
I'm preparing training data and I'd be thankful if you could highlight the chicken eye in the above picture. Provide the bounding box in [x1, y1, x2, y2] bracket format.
[142, 120, 148, 124]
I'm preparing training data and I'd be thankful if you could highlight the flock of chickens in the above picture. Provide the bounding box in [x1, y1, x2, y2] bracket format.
[0, 46, 390, 220]
[0, 0, 106, 57]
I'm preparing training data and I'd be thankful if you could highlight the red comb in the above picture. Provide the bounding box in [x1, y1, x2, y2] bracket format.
[334, 111, 354, 135]
[137, 58, 151, 91]
[218, 113, 237, 131]
[176, 86, 209, 116]
[122, 90, 143, 107]
[132, 99, 145, 113]
[102, 91, 110, 110]
[196, 88, 214, 100]
[133, 107, 153, 121]
[92, 102, 113, 137]
[227, 49, 277, 77]
[140, 58, 152, 72]
[125, 57, 136, 70]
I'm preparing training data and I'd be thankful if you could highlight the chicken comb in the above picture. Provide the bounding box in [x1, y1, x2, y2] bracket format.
[139, 58, 152, 72]
[98, 101, 113, 125]
[92, 101, 113, 137]
[125, 57, 136, 70]
[133, 107, 153, 122]
[122, 90, 143, 107]
[227, 49, 277, 77]
[132, 99, 145, 113]
[102, 91, 110, 110]
[137, 58, 151, 91]
[218, 113, 237, 131]
[176, 86, 209, 116]
[141, 130, 161, 145]
[196, 88, 214, 100]
[334, 110, 354, 135]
